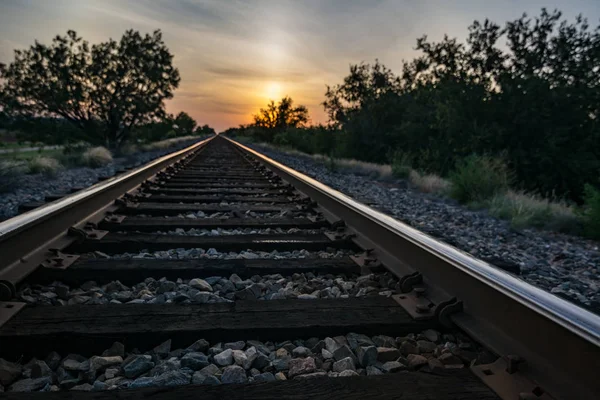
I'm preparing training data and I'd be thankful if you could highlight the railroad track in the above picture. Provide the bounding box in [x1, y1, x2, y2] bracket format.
[0, 135, 597, 399]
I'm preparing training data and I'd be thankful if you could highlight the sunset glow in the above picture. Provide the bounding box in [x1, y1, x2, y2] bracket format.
[1, 0, 598, 131]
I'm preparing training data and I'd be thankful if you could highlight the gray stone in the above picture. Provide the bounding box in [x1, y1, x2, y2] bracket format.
[90, 356, 123, 373]
[0, 358, 22, 386]
[187, 339, 210, 353]
[92, 381, 109, 391]
[253, 372, 276, 382]
[221, 365, 247, 384]
[45, 352, 62, 370]
[157, 281, 177, 293]
[377, 347, 401, 363]
[333, 345, 358, 366]
[427, 358, 445, 372]
[129, 377, 155, 388]
[181, 353, 209, 370]
[235, 284, 262, 300]
[422, 329, 440, 343]
[356, 346, 378, 367]
[247, 340, 270, 355]
[62, 359, 89, 372]
[407, 354, 428, 368]
[232, 350, 247, 367]
[189, 278, 213, 292]
[287, 357, 316, 378]
[243, 347, 258, 370]
[339, 370, 359, 377]
[346, 333, 374, 350]
[399, 340, 418, 356]
[224, 341, 246, 351]
[9, 377, 52, 392]
[198, 364, 220, 377]
[381, 361, 407, 373]
[104, 368, 119, 379]
[417, 340, 436, 353]
[332, 357, 355, 373]
[102, 342, 125, 357]
[372, 335, 396, 348]
[122, 355, 154, 378]
[71, 383, 93, 391]
[154, 370, 191, 387]
[324, 337, 340, 353]
[292, 346, 310, 357]
[30, 361, 53, 379]
[294, 372, 327, 379]
[213, 349, 233, 367]
[438, 353, 463, 366]
[252, 353, 271, 370]
[366, 366, 383, 376]
[272, 358, 289, 371]
[192, 373, 221, 385]
[321, 349, 333, 359]
[153, 339, 172, 357]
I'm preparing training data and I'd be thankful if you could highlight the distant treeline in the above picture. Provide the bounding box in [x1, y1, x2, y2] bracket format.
[226, 9, 600, 203]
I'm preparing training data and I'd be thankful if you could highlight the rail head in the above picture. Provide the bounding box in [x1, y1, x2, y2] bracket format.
[225, 135, 600, 399]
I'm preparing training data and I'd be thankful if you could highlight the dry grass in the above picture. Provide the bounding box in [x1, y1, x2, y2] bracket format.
[0, 160, 28, 193]
[28, 156, 63, 177]
[141, 136, 198, 151]
[81, 147, 113, 167]
[409, 170, 451, 194]
[488, 190, 581, 233]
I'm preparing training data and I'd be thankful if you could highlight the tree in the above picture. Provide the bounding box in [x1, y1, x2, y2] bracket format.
[173, 112, 197, 136]
[253, 97, 309, 141]
[195, 124, 216, 136]
[0, 30, 180, 148]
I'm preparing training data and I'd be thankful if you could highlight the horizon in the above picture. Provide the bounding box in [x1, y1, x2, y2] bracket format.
[1, 0, 599, 132]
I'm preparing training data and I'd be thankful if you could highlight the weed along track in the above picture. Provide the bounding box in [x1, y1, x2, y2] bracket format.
[0, 135, 597, 399]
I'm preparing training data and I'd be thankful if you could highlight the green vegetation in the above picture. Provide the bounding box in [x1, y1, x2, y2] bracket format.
[81, 147, 113, 168]
[27, 157, 63, 177]
[0, 160, 28, 193]
[227, 9, 600, 239]
[582, 185, 600, 239]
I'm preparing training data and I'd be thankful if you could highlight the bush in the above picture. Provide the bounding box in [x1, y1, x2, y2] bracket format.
[409, 170, 451, 195]
[81, 146, 113, 167]
[28, 157, 63, 177]
[489, 191, 581, 233]
[0, 160, 28, 193]
[582, 184, 600, 239]
[391, 151, 413, 179]
[449, 155, 510, 204]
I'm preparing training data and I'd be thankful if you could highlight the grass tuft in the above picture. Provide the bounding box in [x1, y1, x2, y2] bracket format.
[28, 157, 63, 177]
[0, 160, 28, 193]
[81, 147, 113, 168]
[409, 170, 451, 195]
[582, 184, 600, 239]
[450, 155, 510, 204]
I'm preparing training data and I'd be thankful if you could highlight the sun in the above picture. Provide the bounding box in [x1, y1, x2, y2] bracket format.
[265, 82, 282, 100]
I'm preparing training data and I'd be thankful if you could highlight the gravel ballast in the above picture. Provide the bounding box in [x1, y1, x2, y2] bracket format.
[248, 144, 600, 311]
[0, 139, 202, 221]
[0, 330, 494, 392]
[17, 271, 400, 306]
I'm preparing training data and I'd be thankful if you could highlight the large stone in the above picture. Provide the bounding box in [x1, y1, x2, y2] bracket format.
[253, 372, 276, 382]
[30, 361, 53, 379]
[90, 356, 123, 373]
[235, 284, 262, 300]
[287, 357, 316, 378]
[221, 366, 247, 384]
[381, 361, 407, 373]
[189, 278, 213, 292]
[181, 353, 209, 370]
[252, 353, 270, 370]
[321, 349, 333, 359]
[294, 372, 327, 379]
[376, 347, 401, 363]
[272, 358, 289, 372]
[372, 335, 396, 348]
[153, 340, 172, 358]
[346, 333, 374, 350]
[213, 349, 233, 367]
[0, 358, 22, 386]
[247, 340, 270, 355]
[71, 383, 93, 391]
[198, 364, 220, 377]
[102, 342, 125, 358]
[129, 377, 155, 389]
[366, 366, 383, 376]
[407, 354, 428, 369]
[417, 340, 436, 353]
[339, 370, 359, 377]
[224, 341, 246, 351]
[121, 355, 154, 378]
[324, 337, 340, 353]
[438, 353, 463, 366]
[399, 340, 419, 356]
[62, 359, 89, 372]
[332, 357, 355, 373]
[422, 329, 440, 343]
[243, 347, 258, 370]
[332, 345, 358, 366]
[192, 372, 220, 385]
[232, 350, 248, 367]
[45, 352, 62, 371]
[187, 339, 210, 353]
[356, 346, 378, 367]
[153, 370, 191, 387]
[9, 377, 51, 392]
[292, 346, 310, 358]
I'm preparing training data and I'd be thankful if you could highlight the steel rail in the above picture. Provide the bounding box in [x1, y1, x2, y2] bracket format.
[225, 135, 600, 399]
[0, 136, 215, 297]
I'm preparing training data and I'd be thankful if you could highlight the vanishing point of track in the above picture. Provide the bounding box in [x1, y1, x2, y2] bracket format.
[0, 135, 597, 399]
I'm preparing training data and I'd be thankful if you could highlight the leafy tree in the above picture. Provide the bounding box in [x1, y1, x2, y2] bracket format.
[253, 97, 309, 141]
[173, 112, 197, 136]
[195, 124, 216, 136]
[0, 30, 180, 148]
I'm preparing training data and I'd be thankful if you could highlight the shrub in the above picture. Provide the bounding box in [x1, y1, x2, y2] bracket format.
[141, 136, 197, 151]
[28, 156, 63, 177]
[391, 151, 413, 179]
[409, 170, 451, 195]
[449, 155, 510, 204]
[334, 159, 393, 180]
[582, 184, 600, 239]
[0, 160, 28, 193]
[489, 191, 581, 234]
[81, 146, 113, 167]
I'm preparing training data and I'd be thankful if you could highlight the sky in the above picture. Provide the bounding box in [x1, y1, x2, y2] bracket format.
[1, 1, 599, 132]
